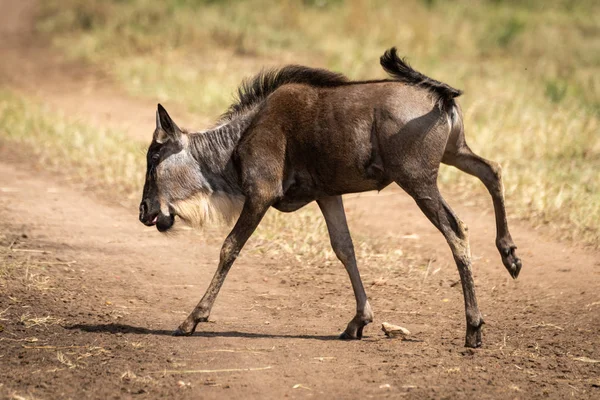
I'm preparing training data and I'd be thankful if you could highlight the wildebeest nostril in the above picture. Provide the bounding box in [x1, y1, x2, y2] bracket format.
[139, 201, 148, 220]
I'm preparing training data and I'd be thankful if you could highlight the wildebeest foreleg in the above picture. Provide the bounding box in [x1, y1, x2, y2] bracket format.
[318, 196, 373, 340]
[173, 200, 269, 336]
[405, 183, 484, 348]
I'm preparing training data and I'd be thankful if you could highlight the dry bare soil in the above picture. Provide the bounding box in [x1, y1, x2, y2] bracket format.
[1, 1, 599, 399]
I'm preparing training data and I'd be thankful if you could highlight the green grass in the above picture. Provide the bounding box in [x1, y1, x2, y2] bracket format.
[27, 0, 600, 246]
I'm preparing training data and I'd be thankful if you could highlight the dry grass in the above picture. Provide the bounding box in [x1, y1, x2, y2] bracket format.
[21, 266, 52, 292]
[0, 239, 53, 294]
[56, 351, 77, 369]
[250, 203, 407, 273]
[19, 313, 63, 329]
[121, 370, 155, 384]
[0, 90, 145, 202]
[35, 0, 600, 247]
[10, 394, 41, 400]
[0, 234, 16, 286]
[250, 204, 333, 265]
[0, 306, 9, 322]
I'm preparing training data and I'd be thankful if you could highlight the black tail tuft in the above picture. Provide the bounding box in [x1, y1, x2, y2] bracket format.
[380, 47, 462, 107]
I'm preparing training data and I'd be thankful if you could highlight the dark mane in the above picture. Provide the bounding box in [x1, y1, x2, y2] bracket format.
[222, 65, 348, 120]
[379, 47, 462, 107]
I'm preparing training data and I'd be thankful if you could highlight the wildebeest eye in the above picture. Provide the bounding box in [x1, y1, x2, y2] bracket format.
[151, 153, 160, 162]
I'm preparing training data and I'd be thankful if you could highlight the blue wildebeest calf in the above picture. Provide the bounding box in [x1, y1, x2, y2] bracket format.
[138, 48, 522, 348]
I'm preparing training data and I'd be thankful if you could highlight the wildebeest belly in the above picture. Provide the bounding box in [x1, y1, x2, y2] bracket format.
[273, 161, 391, 213]
[273, 177, 391, 213]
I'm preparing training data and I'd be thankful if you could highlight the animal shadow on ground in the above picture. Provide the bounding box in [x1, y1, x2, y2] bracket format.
[66, 323, 339, 341]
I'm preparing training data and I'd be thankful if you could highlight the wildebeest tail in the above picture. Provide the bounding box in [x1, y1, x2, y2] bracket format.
[380, 47, 462, 110]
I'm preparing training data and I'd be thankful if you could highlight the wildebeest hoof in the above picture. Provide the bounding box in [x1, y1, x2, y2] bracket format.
[464, 320, 484, 348]
[173, 319, 198, 336]
[500, 245, 522, 279]
[339, 330, 361, 340]
[509, 260, 522, 279]
[172, 327, 194, 336]
[339, 323, 366, 340]
[464, 335, 482, 348]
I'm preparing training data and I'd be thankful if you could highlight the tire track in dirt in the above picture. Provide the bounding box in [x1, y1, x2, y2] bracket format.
[1, 0, 599, 398]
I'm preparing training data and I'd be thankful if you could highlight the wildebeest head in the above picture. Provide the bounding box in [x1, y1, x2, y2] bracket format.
[139, 104, 197, 232]
[139, 104, 243, 232]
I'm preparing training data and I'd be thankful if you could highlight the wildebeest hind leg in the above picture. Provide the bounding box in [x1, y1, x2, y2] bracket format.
[173, 200, 269, 336]
[400, 181, 484, 348]
[318, 196, 373, 340]
[442, 146, 521, 278]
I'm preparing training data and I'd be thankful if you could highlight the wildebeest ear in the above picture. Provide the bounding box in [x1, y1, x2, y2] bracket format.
[155, 104, 181, 143]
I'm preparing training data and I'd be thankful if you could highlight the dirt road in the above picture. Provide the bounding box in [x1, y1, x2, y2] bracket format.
[1, 1, 599, 399]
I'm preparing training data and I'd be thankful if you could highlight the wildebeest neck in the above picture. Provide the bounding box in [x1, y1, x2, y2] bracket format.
[187, 112, 255, 195]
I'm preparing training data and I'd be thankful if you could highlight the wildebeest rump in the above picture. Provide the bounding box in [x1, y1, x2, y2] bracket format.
[138, 48, 522, 348]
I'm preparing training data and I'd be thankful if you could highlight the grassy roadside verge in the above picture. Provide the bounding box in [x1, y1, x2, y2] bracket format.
[0, 90, 145, 201]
